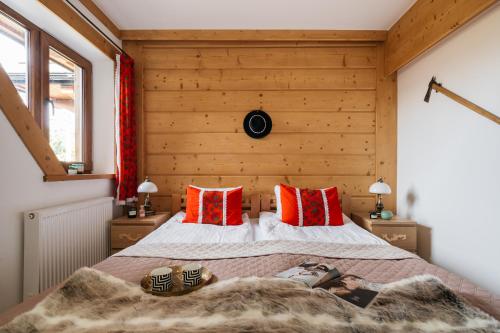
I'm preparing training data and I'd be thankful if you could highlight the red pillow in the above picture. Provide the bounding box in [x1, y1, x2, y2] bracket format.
[182, 185, 243, 225]
[276, 184, 343, 227]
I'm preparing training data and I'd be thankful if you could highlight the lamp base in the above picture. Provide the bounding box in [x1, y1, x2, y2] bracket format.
[143, 194, 155, 216]
[375, 194, 384, 218]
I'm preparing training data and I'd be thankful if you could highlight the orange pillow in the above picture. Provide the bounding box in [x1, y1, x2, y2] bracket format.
[183, 185, 243, 225]
[276, 184, 343, 227]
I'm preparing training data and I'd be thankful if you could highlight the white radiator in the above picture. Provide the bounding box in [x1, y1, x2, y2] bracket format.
[23, 197, 113, 299]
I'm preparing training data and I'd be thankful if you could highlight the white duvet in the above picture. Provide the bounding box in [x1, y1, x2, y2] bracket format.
[138, 212, 254, 244]
[138, 211, 388, 246]
[258, 212, 387, 245]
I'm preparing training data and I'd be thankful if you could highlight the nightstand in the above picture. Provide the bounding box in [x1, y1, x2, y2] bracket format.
[351, 212, 417, 253]
[111, 212, 170, 254]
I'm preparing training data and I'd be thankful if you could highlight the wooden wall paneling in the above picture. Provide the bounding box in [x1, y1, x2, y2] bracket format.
[146, 154, 375, 176]
[38, 0, 116, 59]
[260, 194, 271, 212]
[145, 112, 375, 133]
[144, 90, 376, 112]
[375, 44, 397, 211]
[140, 41, 381, 50]
[341, 194, 351, 217]
[146, 133, 374, 155]
[351, 196, 375, 213]
[143, 68, 377, 91]
[135, 41, 382, 208]
[142, 46, 377, 69]
[121, 30, 387, 41]
[151, 195, 173, 214]
[385, 0, 497, 75]
[150, 175, 373, 196]
[170, 193, 181, 214]
[250, 194, 260, 218]
[78, 0, 121, 38]
[122, 41, 145, 183]
[0, 65, 66, 176]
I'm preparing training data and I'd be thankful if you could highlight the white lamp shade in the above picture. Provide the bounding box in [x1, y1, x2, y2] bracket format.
[137, 180, 158, 193]
[369, 181, 391, 195]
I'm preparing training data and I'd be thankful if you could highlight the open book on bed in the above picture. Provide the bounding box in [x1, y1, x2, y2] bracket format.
[275, 260, 341, 288]
[276, 261, 380, 308]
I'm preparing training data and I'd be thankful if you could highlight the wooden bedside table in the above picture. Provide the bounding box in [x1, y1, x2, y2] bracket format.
[351, 212, 417, 253]
[111, 212, 170, 254]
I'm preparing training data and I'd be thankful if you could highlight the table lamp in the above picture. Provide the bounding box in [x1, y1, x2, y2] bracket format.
[137, 176, 158, 216]
[369, 178, 391, 218]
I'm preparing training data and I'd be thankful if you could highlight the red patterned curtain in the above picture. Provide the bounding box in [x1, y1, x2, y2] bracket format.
[115, 54, 137, 203]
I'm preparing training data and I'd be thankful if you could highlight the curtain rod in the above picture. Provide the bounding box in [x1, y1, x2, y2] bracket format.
[64, 0, 126, 56]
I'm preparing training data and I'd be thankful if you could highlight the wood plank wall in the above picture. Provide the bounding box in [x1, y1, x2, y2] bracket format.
[125, 40, 396, 213]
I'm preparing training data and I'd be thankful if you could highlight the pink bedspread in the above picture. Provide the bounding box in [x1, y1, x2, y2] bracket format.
[1, 251, 499, 326]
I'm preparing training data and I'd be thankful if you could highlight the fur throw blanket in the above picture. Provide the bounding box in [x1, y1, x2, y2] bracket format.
[2, 268, 498, 333]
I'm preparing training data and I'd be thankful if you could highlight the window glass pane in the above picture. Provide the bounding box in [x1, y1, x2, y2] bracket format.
[48, 47, 83, 163]
[0, 11, 29, 106]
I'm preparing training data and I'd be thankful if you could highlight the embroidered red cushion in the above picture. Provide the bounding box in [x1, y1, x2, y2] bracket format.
[183, 186, 243, 225]
[275, 184, 343, 227]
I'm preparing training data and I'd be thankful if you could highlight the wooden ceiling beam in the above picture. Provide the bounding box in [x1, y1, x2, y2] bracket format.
[0, 65, 66, 177]
[78, 0, 121, 39]
[37, 0, 117, 60]
[385, 0, 497, 76]
[120, 29, 387, 41]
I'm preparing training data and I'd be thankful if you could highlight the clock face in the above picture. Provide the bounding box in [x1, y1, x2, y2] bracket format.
[243, 110, 272, 139]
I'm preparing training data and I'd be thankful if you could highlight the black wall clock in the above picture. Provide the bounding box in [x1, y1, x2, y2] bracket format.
[243, 110, 272, 139]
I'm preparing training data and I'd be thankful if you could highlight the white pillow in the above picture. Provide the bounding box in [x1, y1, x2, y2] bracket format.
[274, 185, 282, 217]
[138, 211, 254, 244]
[258, 211, 388, 245]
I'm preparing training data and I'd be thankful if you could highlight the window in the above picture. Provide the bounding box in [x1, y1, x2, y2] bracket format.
[41, 33, 92, 171]
[0, 12, 29, 105]
[0, 4, 93, 172]
[0, 3, 39, 119]
[48, 48, 84, 163]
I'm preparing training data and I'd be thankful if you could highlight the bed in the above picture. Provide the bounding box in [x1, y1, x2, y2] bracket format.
[1, 193, 499, 331]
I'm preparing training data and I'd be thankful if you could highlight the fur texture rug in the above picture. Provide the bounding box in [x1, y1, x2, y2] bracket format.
[1, 268, 498, 333]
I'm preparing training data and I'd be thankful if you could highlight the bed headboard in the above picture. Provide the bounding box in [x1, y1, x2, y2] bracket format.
[171, 193, 261, 218]
[260, 193, 352, 217]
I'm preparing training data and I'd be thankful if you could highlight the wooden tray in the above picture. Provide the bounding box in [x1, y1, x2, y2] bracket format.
[141, 265, 215, 296]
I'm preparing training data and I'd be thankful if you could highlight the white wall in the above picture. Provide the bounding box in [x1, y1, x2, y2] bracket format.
[0, 0, 116, 311]
[397, 5, 500, 295]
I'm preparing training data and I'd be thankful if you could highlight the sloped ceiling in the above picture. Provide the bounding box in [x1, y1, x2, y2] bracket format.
[92, 0, 416, 30]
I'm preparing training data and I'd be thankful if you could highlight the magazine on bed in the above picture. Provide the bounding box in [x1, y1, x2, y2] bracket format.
[276, 261, 379, 308]
[315, 274, 380, 308]
[275, 260, 341, 288]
